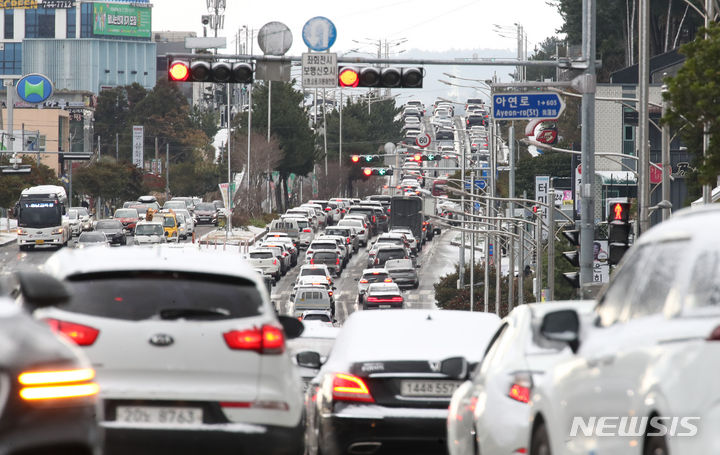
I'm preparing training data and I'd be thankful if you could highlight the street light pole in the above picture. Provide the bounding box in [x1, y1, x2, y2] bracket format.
[661, 82, 671, 221]
[638, 0, 650, 233]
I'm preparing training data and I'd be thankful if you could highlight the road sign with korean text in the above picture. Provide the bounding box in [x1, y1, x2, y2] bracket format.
[302, 52, 337, 88]
[492, 93, 565, 120]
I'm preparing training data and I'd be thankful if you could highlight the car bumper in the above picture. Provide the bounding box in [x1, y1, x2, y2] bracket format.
[0, 404, 100, 455]
[318, 404, 448, 455]
[17, 234, 64, 246]
[391, 278, 417, 289]
[194, 216, 216, 224]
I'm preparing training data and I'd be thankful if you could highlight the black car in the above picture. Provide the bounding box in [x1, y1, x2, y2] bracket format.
[466, 114, 487, 129]
[94, 219, 127, 245]
[193, 202, 218, 225]
[435, 129, 454, 140]
[309, 250, 342, 277]
[0, 272, 101, 454]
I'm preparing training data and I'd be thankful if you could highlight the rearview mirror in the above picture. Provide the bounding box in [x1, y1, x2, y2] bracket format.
[296, 351, 322, 369]
[540, 309, 580, 353]
[279, 315, 304, 339]
[16, 271, 70, 309]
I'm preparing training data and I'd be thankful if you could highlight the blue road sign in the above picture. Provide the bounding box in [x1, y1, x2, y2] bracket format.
[488, 244, 494, 256]
[302, 17, 337, 51]
[16, 73, 53, 104]
[465, 179, 488, 190]
[492, 93, 565, 120]
[474, 202, 481, 211]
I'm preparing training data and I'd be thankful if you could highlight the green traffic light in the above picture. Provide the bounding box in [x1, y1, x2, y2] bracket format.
[427, 154, 435, 161]
[378, 168, 387, 176]
[364, 155, 373, 162]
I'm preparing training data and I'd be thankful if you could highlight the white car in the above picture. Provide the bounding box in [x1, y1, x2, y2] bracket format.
[67, 208, 84, 236]
[446, 301, 595, 455]
[40, 245, 305, 455]
[338, 219, 369, 247]
[132, 221, 167, 245]
[528, 205, 720, 455]
[248, 247, 282, 280]
[174, 208, 195, 239]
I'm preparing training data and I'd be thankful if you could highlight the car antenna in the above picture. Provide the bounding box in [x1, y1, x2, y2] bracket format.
[426, 314, 432, 321]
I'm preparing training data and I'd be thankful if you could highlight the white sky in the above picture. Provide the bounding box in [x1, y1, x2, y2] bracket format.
[152, 0, 564, 55]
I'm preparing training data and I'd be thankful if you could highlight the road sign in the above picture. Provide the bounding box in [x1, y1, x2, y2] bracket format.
[302, 52, 337, 88]
[535, 175, 550, 238]
[258, 22, 293, 56]
[492, 93, 565, 120]
[16, 73, 53, 104]
[415, 133, 431, 148]
[132, 125, 143, 168]
[476, 179, 486, 190]
[302, 16, 337, 52]
[488, 244, 493, 256]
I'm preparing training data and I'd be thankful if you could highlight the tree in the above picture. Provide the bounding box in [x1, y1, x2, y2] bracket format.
[73, 159, 146, 202]
[664, 24, 720, 189]
[0, 156, 60, 207]
[514, 151, 572, 198]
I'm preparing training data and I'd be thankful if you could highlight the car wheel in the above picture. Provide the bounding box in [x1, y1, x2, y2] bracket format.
[644, 431, 669, 455]
[530, 422, 551, 455]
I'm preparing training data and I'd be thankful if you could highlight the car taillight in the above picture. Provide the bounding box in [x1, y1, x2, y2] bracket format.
[18, 368, 99, 402]
[223, 325, 285, 354]
[328, 291, 333, 297]
[336, 257, 340, 265]
[384, 278, 393, 283]
[273, 259, 278, 265]
[359, 279, 369, 284]
[325, 207, 331, 211]
[332, 373, 374, 403]
[310, 259, 315, 265]
[389, 296, 403, 302]
[44, 319, 99, 346]
[303, 228, 312, 233]
[374, 258, 379, 264]
[508, 374, 532, 403]
[346, 237, 350, 244]
[707, 326, 720, 341]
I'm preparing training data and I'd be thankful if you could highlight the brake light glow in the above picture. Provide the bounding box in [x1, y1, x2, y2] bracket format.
[18, 368, 99, 402]
[346, 237, 351, 244]
[384, 278, 393, 283]
[336, 257, 340, 265]
[332, 373, 374, 403]
[366, 296, 403, 303]
[325, 207, 331, 211]
[223, 325, 285, 354]
[44, 319, 99, 346]
[508, 383, 531, 403]
[359, 279, 369, 283]
[303, 228, 312, 233]
[273, 259, 278, 265]
[310, 258, 315, 265]
[19, 368, 95, 385]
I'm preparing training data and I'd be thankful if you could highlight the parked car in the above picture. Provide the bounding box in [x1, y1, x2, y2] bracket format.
[528, 205, 720, 455]
[301, 310, 500, 455]
[41, 246, 305, 455]
[94, 219, 127, 246]
[446, 300, 595, 455]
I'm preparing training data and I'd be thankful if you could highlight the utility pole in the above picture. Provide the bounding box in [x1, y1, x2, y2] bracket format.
[115, 133, 118, 161]
[508, 121, 516, 310]
[247, 81, 252, 193]
[536, 216, 543, 302]
[703, 0, 714, 204]
[227, 84, 233, 231]
[165, 143, 170, 198]
[458, 118, 467, 290]
[322, 88, 328, 175]
[638, 0, 650, 234]
[579, 0, 597, 285]
[661, 81, 671, 221]
[547, 186, 555, 300]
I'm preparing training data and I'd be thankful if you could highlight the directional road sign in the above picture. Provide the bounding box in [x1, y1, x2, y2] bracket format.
[492, 93, 565, 120]
[415, 133, 431, 148]
[464, 179, 487, 189]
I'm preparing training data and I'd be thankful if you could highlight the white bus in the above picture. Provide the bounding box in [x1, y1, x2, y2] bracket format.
[15, 185, 71, 251]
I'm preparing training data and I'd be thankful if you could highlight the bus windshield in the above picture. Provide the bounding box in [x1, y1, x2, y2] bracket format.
[18, 201, 62, 228]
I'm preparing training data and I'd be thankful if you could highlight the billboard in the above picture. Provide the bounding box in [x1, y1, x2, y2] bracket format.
[93, 3, 151, 38]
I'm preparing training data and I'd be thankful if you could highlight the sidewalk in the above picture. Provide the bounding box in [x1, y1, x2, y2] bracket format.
[0, 218, 18, 246]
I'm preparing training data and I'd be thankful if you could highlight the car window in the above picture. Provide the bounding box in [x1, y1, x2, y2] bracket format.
[114, 209, 138, 218]
[63, 272, 263, 321]
[250, 251, 273, 259]
[683, 249, 720, 311]
[313, 252, 336, 261]
[596, 245, 652, 327]
[362, 272, 389, 283]
[96, 220, 121, 229]
[473, 322, 509, 380]
[195, 203, 215, 211]
[135, 224, 163, 235]
[163, 217, 175, 227]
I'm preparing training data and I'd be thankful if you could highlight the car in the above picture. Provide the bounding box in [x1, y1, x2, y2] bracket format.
[363, 282, 404, 309]
[368, 245, 410, 269]
[299, 203, 328, 228]
[356, 268, 392, 303]
[76, 231, 111, 248]
[390, 227, 420, 253]
[174, 210, 194, 240]
[446, 300, 595, 455]
[262, 240, 298, 268]
[299, 310, 335, 325]
[75, 206, 93, 231]
[248, 247, 282, 281]
[301, 310, 501, 455]
[291, 285, 334, 318]
[94, 219, 127, 245]
[346, 206, 381, 235]
[323, 227, 359, 254]
[67, 208, 84, 236]
[307, 249, 342, 277]
[305, 239, 343, 265]
[0, 272, 101, 454]
[132, 220, 167, 245]
[137, 195, 158, 204]
[337, 219, 369, 246]
[528, 205, 720, 455]
[112, 208, 140, 233]
[254, 268, 275, 294]
[384, 258, 419, 289]
[162, 200, 187, 212]
[263, 235, 299, 266]
[296, 264, 334, 287]
[193, 202, 218, 225]
[170, 196, 196, 212]
[261, 244, 292, 275]
[159, 211, 180, 242]
[40, 246, 306, 455]
[317, 234, 350, 265]
[280, 215, 314, 247]
[287, 323, 339, 392]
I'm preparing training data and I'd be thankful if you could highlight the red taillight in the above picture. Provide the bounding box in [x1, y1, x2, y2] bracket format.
[384, 278, 393, 283]
[223, 325, 285, 354]
[273, 259, 278, 265]
[44, 319, 99, 346]
[310, 258, 315, 265]
[282, 252, 288, 257]
[336, 257, 340, 265]
[708, 326, 720, 341]
[303, 228, 312, 233]
[359, 279, 369, 283]
[325, 207, 331, 211]
[372, 216, 376, 222]
[332, 373, 374, 403]
[508, 383, 531, 403]
[346, 237, 351, 244]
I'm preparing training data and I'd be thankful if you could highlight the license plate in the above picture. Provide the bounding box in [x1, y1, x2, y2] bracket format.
[35, 239, 44, 245]
[401, 380, 461, 397]
[379, 305, 391, 309]
[115, 406, 203, 425]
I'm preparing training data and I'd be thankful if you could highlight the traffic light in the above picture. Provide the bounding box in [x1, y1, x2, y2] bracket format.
[337, 67, 423, 88]
[361, 167, 393, 176]
[413, 153, 438, 162]
[350, 155, 381, 164]
[608, 202, 631, 265]
[168, 59, 254, 83]
[561, 225, 581, 289]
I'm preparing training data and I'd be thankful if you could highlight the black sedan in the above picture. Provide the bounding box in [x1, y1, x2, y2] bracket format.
[0, 272, 101, 454]
[94, 219, 127, 245]
[193, 202, 218, 225]
[300, 310, 500, 455]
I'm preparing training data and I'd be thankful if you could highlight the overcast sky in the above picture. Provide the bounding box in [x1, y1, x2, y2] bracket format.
[152, 0, 564, 56]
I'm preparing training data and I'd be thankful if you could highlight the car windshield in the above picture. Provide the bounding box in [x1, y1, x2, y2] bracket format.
[304, 314, 331, 322]
[68, 210, 79, 220]
[114, 209, 138, 218]
[96, 220, 122, 230]
[163, 217, 176, 227]
[362, 272, 389, 283]
[63, 272, 263, 321]
[301, 269, 327, 277]
[78, 232, 106, 243]
[250, 251, 273, 259]
[164, 201, 186, 209]
[135, 224, 164, 236]
[196, 203, 215, 211]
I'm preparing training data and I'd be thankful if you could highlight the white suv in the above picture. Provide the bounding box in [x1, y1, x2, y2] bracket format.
[41, 246, 305, 455]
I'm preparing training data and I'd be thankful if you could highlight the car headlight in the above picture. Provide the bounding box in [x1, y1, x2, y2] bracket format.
[51, 228, 64, 235]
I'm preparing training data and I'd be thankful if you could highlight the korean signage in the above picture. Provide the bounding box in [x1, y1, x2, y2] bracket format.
[554, 189, 573, 207]
[302, 52, 337, 89]
[93, 3, 151, 39]
[534, 175, 550, 238]
[39, 0, 74, 7]
[132, 126, 143, 168]
[1, 0, 75, 9]
[492, 93, 565, 120]
[593, 239, 610, 283]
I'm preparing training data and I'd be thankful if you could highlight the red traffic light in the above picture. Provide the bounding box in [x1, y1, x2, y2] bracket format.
[168, 61, 190, 81]
[611, 202, 630, 222]
[362, 168, 373, 177]
[413, 153, 422, 162]
[339, 68, 360, 87]
[351, 155, 360, 163]
[532, 205, 539, 214]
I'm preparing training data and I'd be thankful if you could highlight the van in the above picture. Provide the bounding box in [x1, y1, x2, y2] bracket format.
[292, 286, 334, 318]
[269, 218, 301, 246]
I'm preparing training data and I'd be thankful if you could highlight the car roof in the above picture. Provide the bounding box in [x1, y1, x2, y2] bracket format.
[45, 245, 265, 290]
[361, 268, 389, 275]
[322, 310, 501, 367]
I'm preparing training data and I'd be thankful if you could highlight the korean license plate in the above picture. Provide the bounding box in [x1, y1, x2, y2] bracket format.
[401, 380, 461, 397]
[115, 406, 203, 425]
[35, 239, 44, 245]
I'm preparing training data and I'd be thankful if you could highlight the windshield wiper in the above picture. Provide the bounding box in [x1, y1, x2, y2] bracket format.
[158, 307, 231, 320]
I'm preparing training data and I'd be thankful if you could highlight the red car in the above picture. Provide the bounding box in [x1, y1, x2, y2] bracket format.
[113, 208, 140, 232]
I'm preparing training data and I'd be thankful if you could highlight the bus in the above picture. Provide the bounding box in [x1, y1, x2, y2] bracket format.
[15, 185, 71, 251]
[432, 179, 448, 197]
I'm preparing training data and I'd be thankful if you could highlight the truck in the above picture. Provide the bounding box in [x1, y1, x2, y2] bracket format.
[390, 196, 425, 244]
[422, 194, 439, 240]
[15, 185, 71, 251]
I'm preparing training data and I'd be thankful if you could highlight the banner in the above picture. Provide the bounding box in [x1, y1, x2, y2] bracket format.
[93, 3, 151, 38]
[132, 125, 143, 168]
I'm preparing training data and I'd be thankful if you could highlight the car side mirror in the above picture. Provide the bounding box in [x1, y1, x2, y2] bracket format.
[441, 356, 469, 379]
[279, 315, 304, 339]
[540, 309, 581, 354]
[16, 271, 70, 309]
[296, 351, 322, 369]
